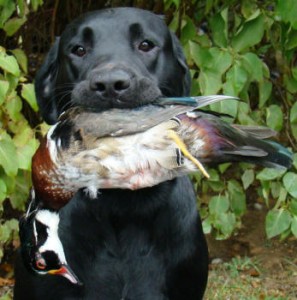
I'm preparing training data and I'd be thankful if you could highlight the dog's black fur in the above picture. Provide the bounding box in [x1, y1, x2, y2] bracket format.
[14, 8, 208, 300]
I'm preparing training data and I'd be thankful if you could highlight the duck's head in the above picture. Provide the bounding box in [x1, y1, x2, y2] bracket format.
[19, 198, 82, 285]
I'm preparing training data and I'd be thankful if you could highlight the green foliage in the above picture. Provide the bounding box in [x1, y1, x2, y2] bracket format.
[0, 46, 40, 210]
[0, 219, 18, 259]
[0, 0, 42, 262]
[168, 0, 297, 239]
[0, 0, 43, 36]
[0, 1, 296, 265]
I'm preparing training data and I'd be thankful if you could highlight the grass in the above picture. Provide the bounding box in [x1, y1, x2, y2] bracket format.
[1, 256, 296, 299]
[205, 256, 297, 300]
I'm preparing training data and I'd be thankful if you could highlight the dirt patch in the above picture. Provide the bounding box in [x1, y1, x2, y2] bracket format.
[206, 205, 297, 299]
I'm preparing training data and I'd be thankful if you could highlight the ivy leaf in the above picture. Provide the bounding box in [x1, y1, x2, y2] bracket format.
[278, 186, 288, 205]
[218, 163, 231, 174]
[207, 169, 225, 192]
[232, 14, 264, 52]
[11, 49, 28, 73]
[0, 1, 15, 27]
[208, 48, 232, 75]
[209, 10, 228, 47]
[31, 0, 44, 11]
[189, 42, 212, 68]
[241, 169, 254, 190]
[21, 83, 38, 111]
[256, 168, 286, 181]
[0, 170, 15, 195]
[266, 209, 292, 238]
[240, 52, 263, 82]
[291, 216, 297, 238]
[208, 169, 220, 181]
[223, 62, 249, 96]
[284, 74, 297, 94]
[3, 16, 27, 36]
[209, 195, 229, 215]
[290, 199, 297, 215]
[283, 172, 297, 198]
[5, 94, 23, 121]
[180, 17, 196, 45]
[237, 102, 258, 126]
[286, 29, 297, 50]
[276, 0, 297, 29]
[0, 80, 9, 105]
[215, 212, 236, 238]
[17, 139, 39, 170]
[202, 217, 212, 234]
[210, 98, 238, 118]
[13, 125, 36, 147]
[198, 69, 222, 95]
[266, 104, 283, 131]
[228, 180, 246, 216]
[290, 102, 297, 141]
[9, 171, 30, 210]
[0, 219, 19, 243]
[0, 134, 18, 176]
[17, 0, 27, 16]
[0, 179, 7, 205]
[241, 1, 258, 19]
[259, 79, 272, 108]
[0, 48, 20, 77]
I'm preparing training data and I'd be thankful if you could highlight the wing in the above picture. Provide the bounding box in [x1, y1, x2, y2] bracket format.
[59, 95, 239, 138]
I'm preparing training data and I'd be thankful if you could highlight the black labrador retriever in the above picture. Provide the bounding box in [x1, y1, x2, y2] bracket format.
[14, 7, 208, 300]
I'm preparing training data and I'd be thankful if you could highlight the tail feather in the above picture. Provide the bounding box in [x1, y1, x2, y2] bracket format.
[179, 112, 293, 170]
[228, 131, 293, 169]
[232, 125, 277, 139]
[204, 139, 292, 169]
[261, 141, 293, 169]
[228, 126, 292, 168]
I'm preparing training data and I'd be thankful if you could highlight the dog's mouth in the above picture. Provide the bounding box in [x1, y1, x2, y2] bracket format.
[70, 76, 162, 112]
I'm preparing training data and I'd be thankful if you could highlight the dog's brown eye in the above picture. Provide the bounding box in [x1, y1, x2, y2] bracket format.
[138, 40, 155, 52]
[72, 46, 86, 57]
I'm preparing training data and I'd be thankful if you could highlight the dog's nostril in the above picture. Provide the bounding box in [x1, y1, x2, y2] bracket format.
[114, 80, 130, 91]
[90, 69, 132, 96]
[96, 83, 106, 92]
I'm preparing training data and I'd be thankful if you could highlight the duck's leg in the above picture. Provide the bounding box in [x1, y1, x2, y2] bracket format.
[167, 130, 210, 178]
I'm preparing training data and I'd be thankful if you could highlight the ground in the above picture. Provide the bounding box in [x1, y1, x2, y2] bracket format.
[0, 206, 296, 299]
[205, 207, 297, 299]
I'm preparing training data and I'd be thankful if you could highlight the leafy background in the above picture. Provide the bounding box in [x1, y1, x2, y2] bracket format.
[0, 0, 297, 287]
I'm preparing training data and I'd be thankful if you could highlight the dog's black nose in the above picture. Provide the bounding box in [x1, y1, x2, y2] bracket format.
[90, 69, 131, 98]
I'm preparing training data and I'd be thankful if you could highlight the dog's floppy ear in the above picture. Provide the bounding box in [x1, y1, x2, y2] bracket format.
[170, 32, 191, 96]
[35, 38, 60, 124]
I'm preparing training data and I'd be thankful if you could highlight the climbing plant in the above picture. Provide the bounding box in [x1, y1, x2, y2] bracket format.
[0, 1, 297, 273]
[166, 0, 297, 239]
[0, 0, 43, 262]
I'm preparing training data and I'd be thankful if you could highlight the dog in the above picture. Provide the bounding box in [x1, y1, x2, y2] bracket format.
[14, 7, 208, 300]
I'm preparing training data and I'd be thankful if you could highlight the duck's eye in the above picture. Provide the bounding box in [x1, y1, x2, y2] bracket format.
[138, 40, 155, 52]
[72, 45, 86, 57]
[36, 257, 47, 270]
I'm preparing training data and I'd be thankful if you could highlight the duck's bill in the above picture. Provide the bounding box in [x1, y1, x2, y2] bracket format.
[48, 264, 83, 285]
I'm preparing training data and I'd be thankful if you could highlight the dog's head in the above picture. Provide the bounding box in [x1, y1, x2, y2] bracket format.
[35, 8, 191, 124]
